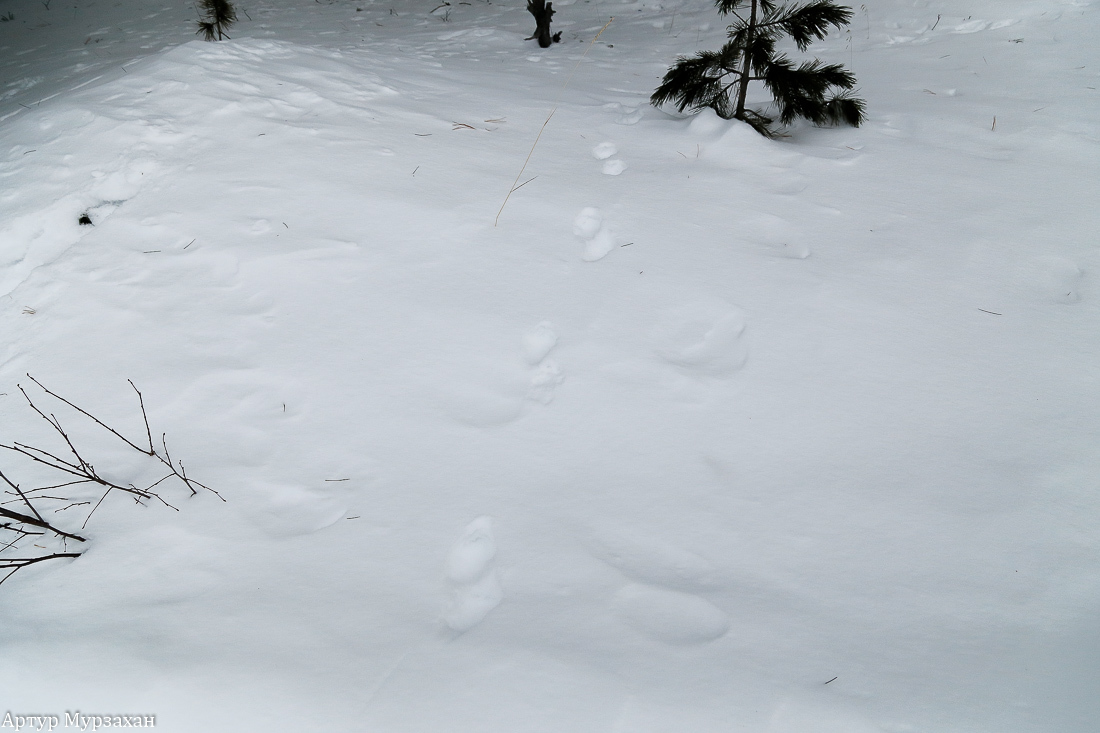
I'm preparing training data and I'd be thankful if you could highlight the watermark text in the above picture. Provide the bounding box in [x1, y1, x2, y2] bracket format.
[2, 712, 155, 731]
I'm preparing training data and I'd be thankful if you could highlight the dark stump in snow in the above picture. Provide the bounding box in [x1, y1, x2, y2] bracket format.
[526, 0, 561, 48]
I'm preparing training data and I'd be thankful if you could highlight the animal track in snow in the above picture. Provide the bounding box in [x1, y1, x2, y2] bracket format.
[573, 207, 617, 262]
[591, 142, 626, 174]
[523, 321, 564, 404]
[528, 359, 564, 404]
[573, 208, 603, 239]
[584, 527, 722, 593]
[603, 102, 643, 125]
[585, 524, 729, 645]
[439, 322, 564, 426]
[249, 480, 352, 538]
[740, 213, 809, 258]
[443, 516, 503, 632]
[602, 160, 626, 176]
[612, 583, 730, 645]
[592, 142, 617, 160]
[522, 320, 558, 364]
[249, 218, 273, 235]
[652, 299, 748, 375]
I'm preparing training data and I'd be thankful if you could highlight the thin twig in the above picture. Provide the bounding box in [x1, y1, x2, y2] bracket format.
[24, 479, 95, 494]
[510, 176, 538, 193]
[0, 467, 44, 522]
[128, 380, 155, 454]
[2, 442, 154, 501]
[54, 501, 92, 512]
[0, 505, 86, 543]
[25, 375, 151, 455]
[495, 18, 614, 226]
[0, 552, 81, 570]
[81, 488, 113, 530]
[16, 385, 89, 471]
[2, 442, 85, 478]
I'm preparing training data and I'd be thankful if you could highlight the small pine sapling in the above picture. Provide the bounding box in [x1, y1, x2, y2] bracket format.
[196, 0, 237, 42]
[651, 0, 865, 137]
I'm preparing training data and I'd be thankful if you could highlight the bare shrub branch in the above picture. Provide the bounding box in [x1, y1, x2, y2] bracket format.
[0, 376, 220, 586]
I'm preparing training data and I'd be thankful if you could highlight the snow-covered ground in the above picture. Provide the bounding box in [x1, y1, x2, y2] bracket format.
[1, 0, 1098, 730]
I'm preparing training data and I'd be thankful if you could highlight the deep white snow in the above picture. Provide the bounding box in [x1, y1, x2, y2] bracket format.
[0, 0, 1098, 730]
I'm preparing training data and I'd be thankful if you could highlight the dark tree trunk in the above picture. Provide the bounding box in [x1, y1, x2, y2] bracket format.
[734, 0, 757, 120]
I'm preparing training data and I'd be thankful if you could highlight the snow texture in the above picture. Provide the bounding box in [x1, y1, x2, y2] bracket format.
[0, 0, 1098, 731]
